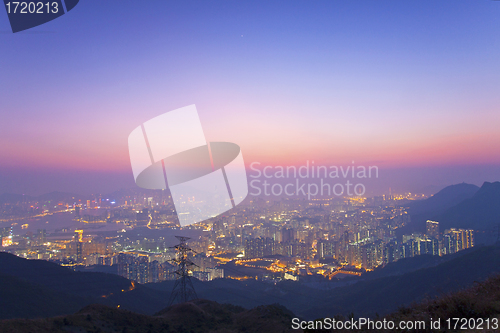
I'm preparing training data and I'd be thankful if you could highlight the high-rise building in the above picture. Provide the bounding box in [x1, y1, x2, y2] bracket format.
[348, 243, 361, 266]
[418, 238, 439, 256]
[318, 240, 335, 259]
[426, 220, 439, 238]
[384, 240, 402, 264]
[245, 237, 274, 258]
[74, 230, 83, 263]
[280, 228, 294, 243]
[442, 228, 474, 254]
[291, 241, 310, 259]
[361, 243, 376, 269]
[206, 267, 224, 279]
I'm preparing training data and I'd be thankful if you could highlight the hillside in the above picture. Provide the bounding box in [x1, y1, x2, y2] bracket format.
[436, 181, 500, 232]
[2, 244, 500, 321]
[0, 252, 171, 318]
[0, 300, 299, 333]
[361, 245, 477, 281]
[380, 272, 500, 333]
[2, 259, 500, 332]
[298, 244, 500, 319]
[299, 273, 500, 333]
[405, 182, 479, 234]
[0, 273, 86, 319]
[146, 244, 500, 320]
[408, 182, 479, 216]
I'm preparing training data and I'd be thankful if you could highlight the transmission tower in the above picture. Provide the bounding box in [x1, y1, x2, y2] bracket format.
[168, 236, 198, 306]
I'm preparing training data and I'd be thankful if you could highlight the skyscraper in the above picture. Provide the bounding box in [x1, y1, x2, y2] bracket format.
[74, 230, 83, 263]
[426, 220, 439, 238]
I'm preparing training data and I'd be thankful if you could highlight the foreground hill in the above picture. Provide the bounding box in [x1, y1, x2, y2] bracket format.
[1, 244, 500, 321]
[146, 244, 500, 319]
[298, 244, 500, 319]
[2, 267, 500, 333]
[0, 273, 85, 319]
[0, 252, 171, 319]
[377, 273, 500, 333]
[0, 300, 299, 333]
[4, 273, 500, 333]
[299, 273, 500, 333]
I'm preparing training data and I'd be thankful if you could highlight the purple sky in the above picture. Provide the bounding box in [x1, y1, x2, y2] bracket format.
[1, 1, 499, 195]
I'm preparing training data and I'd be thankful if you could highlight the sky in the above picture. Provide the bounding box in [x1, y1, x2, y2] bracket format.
[1, 0, 499, 196]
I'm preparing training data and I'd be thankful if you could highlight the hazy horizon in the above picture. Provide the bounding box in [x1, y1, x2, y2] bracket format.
[0, 164, 498, 197]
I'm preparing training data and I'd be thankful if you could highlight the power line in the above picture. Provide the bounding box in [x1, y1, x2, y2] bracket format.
[167, 236, 198, 306]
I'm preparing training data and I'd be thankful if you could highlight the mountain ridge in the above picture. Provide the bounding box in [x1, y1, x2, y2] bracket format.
[408, 182, 479, 216]
[436, 181, 500, 232]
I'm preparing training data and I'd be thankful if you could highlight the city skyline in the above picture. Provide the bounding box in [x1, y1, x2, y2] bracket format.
[2, 1, 500, 330]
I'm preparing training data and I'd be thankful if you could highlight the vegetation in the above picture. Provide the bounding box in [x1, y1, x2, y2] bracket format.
[0, 300, 299, 333]
[382, 273, 500, 332]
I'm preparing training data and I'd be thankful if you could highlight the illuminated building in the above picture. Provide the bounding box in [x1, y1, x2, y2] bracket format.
[192, 271, 210, 281]
[361, 243, 377, 270]
[1, 227, 13, 247]
[426, 220, 439, 238]
[74, 230, 83, 263]
[443, 228, 474, 254]
[245, 237, 275, 258]
[1, 236, 12, 247]
[317, 240, 335, 259]
[206, 267, 224, 279]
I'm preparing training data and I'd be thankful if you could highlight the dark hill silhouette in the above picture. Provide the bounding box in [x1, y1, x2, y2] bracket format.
[297, 244, 500, 319]
[2, 246, 500, 332]
[404, 182, 479, 235]
[0, 300, 299, 333]
[2, 244, 500, 321]
[0, 252, 132, 298]
[0, 273, 86, 319]
[0, 252, 171, 318]
[436, 181, 500, 231]
[408, 182, 479, 216]
[146, 244, 500, 320]
[384, 272, 500, 332]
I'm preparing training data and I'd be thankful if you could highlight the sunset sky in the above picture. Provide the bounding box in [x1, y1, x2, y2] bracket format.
[1, 0, 499, 195]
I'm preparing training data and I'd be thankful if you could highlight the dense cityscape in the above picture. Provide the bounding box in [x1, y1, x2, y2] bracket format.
[0, 189, 474, 285]
[2, 0, 500, 331]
